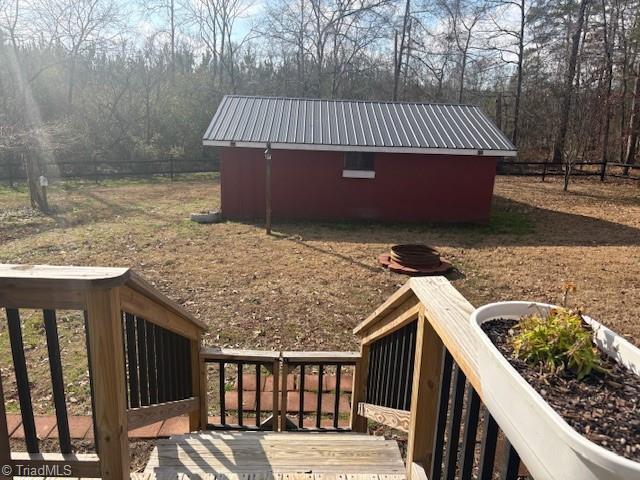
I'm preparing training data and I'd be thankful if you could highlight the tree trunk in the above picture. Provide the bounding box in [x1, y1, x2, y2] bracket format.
[67, 55, 77, 111]
[552, 0, 590, 164]
[170, 0, 176, 78]
[496, 91, 503, 131]
[393, 0, 410, 101]
[512, 0, 525, 146]
[624, 64, 640, 169]
[24, 150, 48, 212]
[600, 0, 614, 164]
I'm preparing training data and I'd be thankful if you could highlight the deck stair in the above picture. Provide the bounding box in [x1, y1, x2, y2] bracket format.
[139, 431, 405, 479]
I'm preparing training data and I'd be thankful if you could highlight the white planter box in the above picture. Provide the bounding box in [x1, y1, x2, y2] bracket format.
[470, 302, 640, 480]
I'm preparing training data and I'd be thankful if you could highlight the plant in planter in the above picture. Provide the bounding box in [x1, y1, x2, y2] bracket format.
[511, 307, 607, 380]
[470, 300, 640, 480]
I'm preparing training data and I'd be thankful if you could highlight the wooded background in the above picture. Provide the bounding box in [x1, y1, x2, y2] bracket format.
[1, 0, 639, 182]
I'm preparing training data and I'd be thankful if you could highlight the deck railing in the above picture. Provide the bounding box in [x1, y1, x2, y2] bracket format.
[2, 265, 534, 479]
[280, 351, 359, 431]
[0, 264, 207, 479]
[200, 348, 281, 430]
[352, 277, 527, 480]
[199, 349, 360, 432]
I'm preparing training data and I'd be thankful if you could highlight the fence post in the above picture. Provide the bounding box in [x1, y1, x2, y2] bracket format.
[541, 160, 548, 182]
[85, 287, 130, 479]
[170, 157, 174, 181]
[600, 160, 607, 181]
[8, 160, 14, 188]
[406, 306, 444, 479]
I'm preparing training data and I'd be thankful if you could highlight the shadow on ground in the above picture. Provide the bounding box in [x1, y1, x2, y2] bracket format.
[259, 196, 640, 248]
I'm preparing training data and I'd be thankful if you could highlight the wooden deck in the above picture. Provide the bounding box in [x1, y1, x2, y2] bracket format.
[141, 431, 406, 479]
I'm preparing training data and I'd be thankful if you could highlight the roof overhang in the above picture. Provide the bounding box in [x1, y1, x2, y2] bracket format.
[202, 140, 517, 157]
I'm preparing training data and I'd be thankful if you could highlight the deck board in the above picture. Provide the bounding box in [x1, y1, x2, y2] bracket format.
[142, 431, 405, 479]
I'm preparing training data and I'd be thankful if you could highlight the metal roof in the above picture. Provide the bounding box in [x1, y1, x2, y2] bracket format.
[203, 95, 516, 156]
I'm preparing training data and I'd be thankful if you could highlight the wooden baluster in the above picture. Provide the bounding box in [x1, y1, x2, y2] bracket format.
[43, 309, 71, 454]
[85, 288, 129, 479]
[406, 306, 444, 480]
[6, 308, 38, 453]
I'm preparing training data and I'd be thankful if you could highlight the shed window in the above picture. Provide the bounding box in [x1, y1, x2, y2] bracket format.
[343, 152, 375, 178]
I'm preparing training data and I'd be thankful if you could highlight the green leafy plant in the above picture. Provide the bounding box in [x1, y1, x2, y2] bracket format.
[511, 307, 607, 380]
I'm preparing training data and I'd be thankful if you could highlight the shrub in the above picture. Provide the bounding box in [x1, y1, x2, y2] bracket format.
[511, 307, 606, 380]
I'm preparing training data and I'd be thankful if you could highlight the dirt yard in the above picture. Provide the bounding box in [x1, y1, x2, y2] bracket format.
[0, 174, 639, 414]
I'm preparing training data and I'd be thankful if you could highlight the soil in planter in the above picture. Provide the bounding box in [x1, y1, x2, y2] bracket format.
[482, 318, 640, 462]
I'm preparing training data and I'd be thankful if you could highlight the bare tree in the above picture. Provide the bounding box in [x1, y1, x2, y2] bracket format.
[437, 0, 487, 103]
[551, 0, 590, 163]
[34, 0, 122, 109]
[393, 0, 411, 100]
[625, 63, 640, 165]
[187, 0, 254, 90]
[486, 0, 528, 145]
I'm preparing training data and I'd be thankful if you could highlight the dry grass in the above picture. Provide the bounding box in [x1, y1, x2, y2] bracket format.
[0, 174, 639, 415]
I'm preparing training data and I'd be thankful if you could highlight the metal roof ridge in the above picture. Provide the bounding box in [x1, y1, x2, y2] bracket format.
[219, 94, 481, 109]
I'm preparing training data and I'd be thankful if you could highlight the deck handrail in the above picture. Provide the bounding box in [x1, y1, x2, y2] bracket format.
[352, 277, 522, 480]
[0, 264, 207, 479]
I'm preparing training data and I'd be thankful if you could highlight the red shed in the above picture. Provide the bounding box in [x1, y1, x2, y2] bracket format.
[203, 96, 516, 223]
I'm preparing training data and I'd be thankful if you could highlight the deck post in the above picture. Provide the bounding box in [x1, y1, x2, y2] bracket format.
[199, 356, 208, 430]
[405, 306, 444, 479]
[85, 287, 130, 479]
[279, 361, 288, 431]
[350, 343, 369, 432]
[190, 335, 204, 431]
[0, 374, 10, 476]
[272, 359, 280, 431]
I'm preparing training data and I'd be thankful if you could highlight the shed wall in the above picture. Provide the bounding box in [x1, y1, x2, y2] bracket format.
[219, 147, 497, 222]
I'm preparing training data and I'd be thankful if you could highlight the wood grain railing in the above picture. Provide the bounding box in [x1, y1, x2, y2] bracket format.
[352, 277, 527, 480]
[0, 264, 207, 479]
